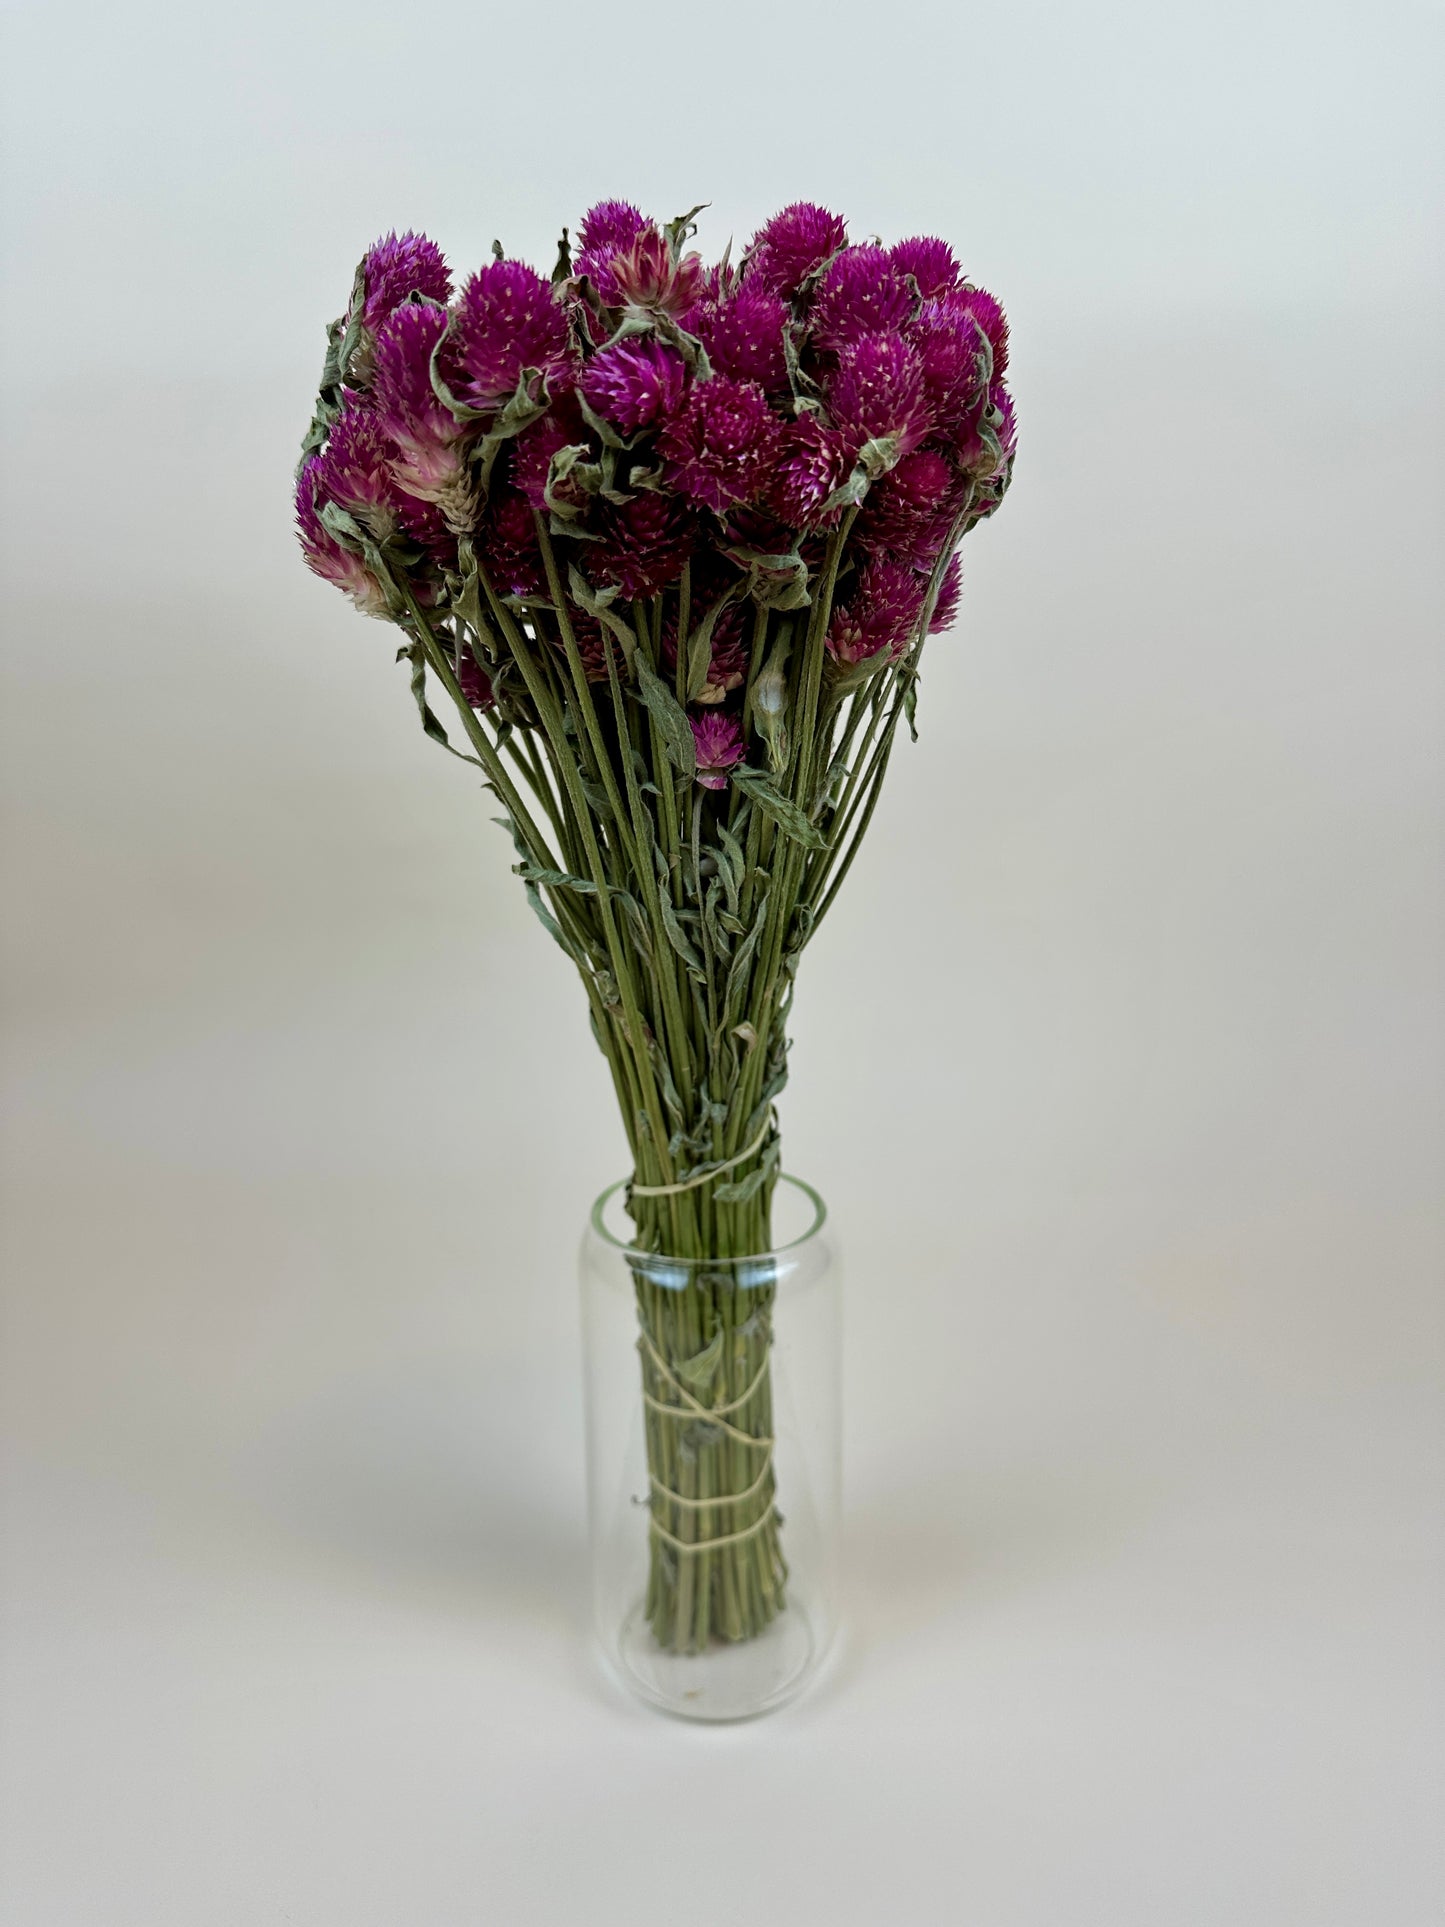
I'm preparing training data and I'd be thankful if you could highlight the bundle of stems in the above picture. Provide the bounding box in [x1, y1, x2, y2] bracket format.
[385, 509, 964, 1646]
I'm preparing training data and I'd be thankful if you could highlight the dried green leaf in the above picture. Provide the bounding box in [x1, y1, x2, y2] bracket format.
[729, 766, 825, 849]
[634, 654, 696, 778]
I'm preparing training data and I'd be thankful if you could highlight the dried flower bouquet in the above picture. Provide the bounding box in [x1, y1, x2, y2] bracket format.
[296, 200, 1015, 1652]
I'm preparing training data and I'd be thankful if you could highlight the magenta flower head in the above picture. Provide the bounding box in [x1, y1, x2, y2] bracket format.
[295, 458, 390, 617]
[556, 612, 614, 684]
[745, 203, 849, 298]
[827, 559, 928, 666]
[588, 491, 697, 599]
[929, 552, 962, 633]
[309, 407, 402, 541]
[690, 710, 745, 789]
[452, 260, 574, 412]
[856, 447, 961, 564]
[593, 226, 703, 316]
[907, 297, 990, 433]
[511, 395, 593, 513]
[353, 231, 452, 334]
[370, 301, 475, 520]
[766, 414, 855, 530]
[581, 337, 688, 435]
[658, 375, 783, 512]
[948, 286, 1010, 378]
[809, 247, 915, 349]
[889, 236, 960, 300]
[477, 486, 546, 598]
[828, 332, 932, 458]
[661, 599, 747, 701]
[456, 651, 495, 710]
[687, 286, 790, 393]
[574, 200, 650, 282]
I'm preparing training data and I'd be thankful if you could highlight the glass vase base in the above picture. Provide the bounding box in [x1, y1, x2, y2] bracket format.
[606, 1596, 824, 1723]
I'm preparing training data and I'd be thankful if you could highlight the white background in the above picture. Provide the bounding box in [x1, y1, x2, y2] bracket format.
[2, 1, 1442, 1921]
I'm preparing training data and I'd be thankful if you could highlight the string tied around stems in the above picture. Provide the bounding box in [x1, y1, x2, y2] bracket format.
[627, 1111, 775, 1199]
[638, 1331, 779, 1557]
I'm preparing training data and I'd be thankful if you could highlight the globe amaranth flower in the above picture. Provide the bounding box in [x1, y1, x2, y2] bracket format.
[452, 260, 574, 411]
[855, 447, 963, 565]
[551, 610, 612, 683]
[587, 491, 697, 599]
[929, 552, 962, 634]
[371, 302, 476, 528]
[948, 286, 1009, 379]
[658, 375, 783, 513]
[342, 232, 452, 382]
[477, 486, 546, 598]
[827, 333, 933, 459]
[353, 232, 452, 333]
[574, 200, 650, 283]
[661, 598, 748, 702]
[310, 407, 403, 542]
[295, 459, 390, 617]
[888, 236, 960, 300]
[906, 297, 991, 434]
[580, 337, 688, 436]
[685, 286, 789, 393]
[744, 203, 849, 299]
[809, 247, 916, 349]
[455, 649, 495, 710]
[593, 227, 704, 317]
[826, 559, 927, 666]
[511, 396, 595, 514]
[766, 414, 855, 529]
[690, 709, 745, 788]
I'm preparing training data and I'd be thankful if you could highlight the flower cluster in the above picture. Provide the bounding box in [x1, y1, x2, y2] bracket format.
[297, 203, 1015, 769]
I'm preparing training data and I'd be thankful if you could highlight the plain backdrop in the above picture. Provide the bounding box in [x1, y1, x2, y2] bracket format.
[2, 2, 1442, 1922]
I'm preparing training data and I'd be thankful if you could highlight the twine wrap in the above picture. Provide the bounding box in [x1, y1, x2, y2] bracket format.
[636, 1326, 777, 1559]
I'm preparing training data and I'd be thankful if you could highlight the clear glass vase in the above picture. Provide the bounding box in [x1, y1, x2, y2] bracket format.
[579, 1174, 841, 1721]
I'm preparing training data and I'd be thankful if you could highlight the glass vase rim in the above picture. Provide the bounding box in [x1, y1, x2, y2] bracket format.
[588, 1171, 827, 1265]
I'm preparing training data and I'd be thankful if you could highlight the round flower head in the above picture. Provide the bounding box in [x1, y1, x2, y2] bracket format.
[745, 202, 849, 298]
[658, 375, 783, 513]
[690, 710, 745, 789]
[370, 302, 476, 522]
[907, 297, 991, 433]
[888, 236, 960, 300]
[593, 226, 703, 316]
[855, 447, 962, 564]
[661, 598, 748, 702]
[929, 551, 962, 633]
[552, 610, 612, 683]
[311, 407, 402, 542]
[587, 491, 697, 599]
[353, 231, 452, 334]
[581, 337, 688, 435]
[395, 493, 458, 570]
[766, 414, 855, 529]
[574, 200, 650, 282]
[943, 285, 1010, 379]
[809, 247, 915, 349]
[452, 259, 574, 412]
[295, 458, 390, 617]
[477, 485, 546, 598]
[511, 395, 594, 513]
[826, 559, 927, 666]
[456, 650, 495, 710]
[687, 286, 789, 393]
[828, 332, 933, 457]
